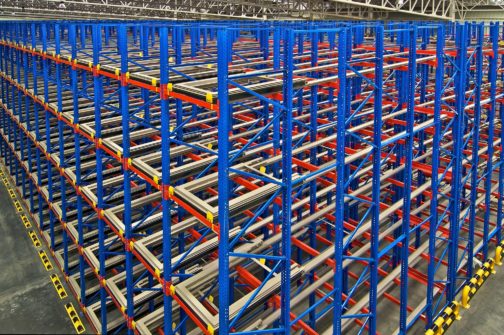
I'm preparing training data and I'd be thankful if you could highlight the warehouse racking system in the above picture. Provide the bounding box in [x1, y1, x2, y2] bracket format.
[0, 19, 503, 335]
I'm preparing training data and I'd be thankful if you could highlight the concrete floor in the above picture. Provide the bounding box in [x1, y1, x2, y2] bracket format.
[449, 264, 504, 334]
[0, 167, 86, 334]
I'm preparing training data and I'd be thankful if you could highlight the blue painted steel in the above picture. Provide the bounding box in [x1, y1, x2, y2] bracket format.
[118, 24, 135, 335]
[217, 28, 231, 335]
[447, 23, 467, 302]
[92, 23, 108, 334]
[0, 19, 501, 335]
[333, 26, 349, 335]
[398, 25, 417, 334]
[483, 23, 499, 258]
[467, 23, 484, 276]
[497, 22, 504, 246]
[159, 26, 174, 335]
[281, 28, 294, 335]
[425, 23, 444, 328]
[368, 24, 382, 335]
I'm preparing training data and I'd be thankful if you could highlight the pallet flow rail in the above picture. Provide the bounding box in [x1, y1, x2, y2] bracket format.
[0, 19, 503, 335]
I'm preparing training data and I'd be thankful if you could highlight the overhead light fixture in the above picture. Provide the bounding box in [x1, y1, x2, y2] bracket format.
[397, 0, 404, 6]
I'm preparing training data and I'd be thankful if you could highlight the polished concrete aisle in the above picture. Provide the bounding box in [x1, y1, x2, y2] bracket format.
[0, 166, 86, 334]
[449, 261, 504, 335]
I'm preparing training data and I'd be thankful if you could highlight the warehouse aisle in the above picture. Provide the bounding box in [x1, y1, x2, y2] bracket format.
[449, 264, 504, 334]
[0, 169, 83, 334]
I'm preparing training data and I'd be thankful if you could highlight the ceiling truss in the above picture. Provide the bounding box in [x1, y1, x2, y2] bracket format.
[0, 0, 500, 21]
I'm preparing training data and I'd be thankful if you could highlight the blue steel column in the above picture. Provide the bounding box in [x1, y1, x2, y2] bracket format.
[140, 24, 152, 231]
[467, 23, 483, 275]
[159, 26, 173, 335]
[426, 24, 444, 328]
[272, 27, 281, 260]
[392, 24, 407, 268]
[31, 23, 44, 231]
[483, 22, 499, 256]
[447, 23, 467, 302]
[11, 23, 19, 187]
[174, 25, 187, 335]
[281, 28, 294, 335]
[398, 25, 417, 334]
[118, 24, 135, 335]
[333, 26, 348, 335]
[217, 28, 231, 335]
[368, 25, 382, 335]
[415, 28, 429, 249]
[6, 23, 13, 178]
[55, 23, 69, 275]
[496, 22, 504, 245]
[42, 23, 56, 251]
[22, 23, 35, 214]
[92, 24, 108, 334]
[15, 23, 26, 198]
[70, 23, 87, 307]
[308, 29, 318, 330]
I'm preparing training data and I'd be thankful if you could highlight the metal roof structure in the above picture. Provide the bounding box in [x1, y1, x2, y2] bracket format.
[0, 0, 503, 20]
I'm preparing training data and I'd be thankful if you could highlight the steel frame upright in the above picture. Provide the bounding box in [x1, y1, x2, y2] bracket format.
[0, 19, 503, 335]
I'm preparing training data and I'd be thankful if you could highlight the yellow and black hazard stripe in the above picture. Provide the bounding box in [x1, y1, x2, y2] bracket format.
[50, 273, 68, 299]
[425, 300, 460, 335]
[20, 215, 31, 228]
[28, 230, 41, 248]
[38, 250, 53, 271]
[64, 303, 86, 334]
[461, 257, 495, 308]
[426, 247, 504, 335]
[13, 199, 23, 212]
